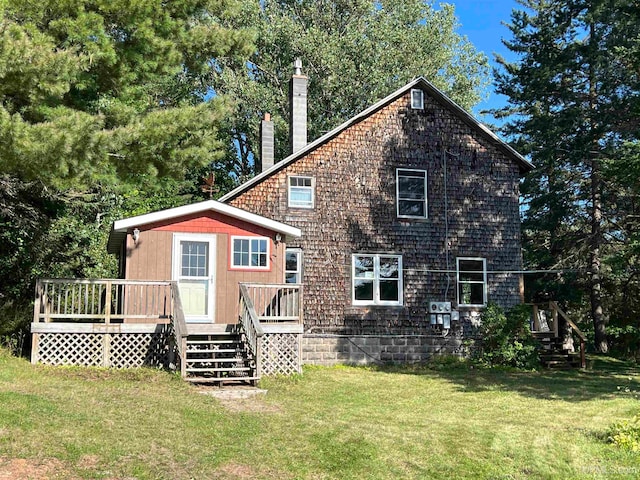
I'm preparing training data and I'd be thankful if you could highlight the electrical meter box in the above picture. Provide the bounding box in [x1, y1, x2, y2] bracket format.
[429, 301, 458, 329]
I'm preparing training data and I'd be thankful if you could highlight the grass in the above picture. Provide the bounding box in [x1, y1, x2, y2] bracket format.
[0, 350, 639, 479]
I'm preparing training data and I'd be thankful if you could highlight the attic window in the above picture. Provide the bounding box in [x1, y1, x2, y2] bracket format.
[411, 89, 424, 109]
[288, 176, 314, 208]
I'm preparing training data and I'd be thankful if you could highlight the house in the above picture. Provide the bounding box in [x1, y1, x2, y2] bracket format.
[31, 63, 533, 379]
[31, 200, 304, 381]
[220, 65, 533, 364]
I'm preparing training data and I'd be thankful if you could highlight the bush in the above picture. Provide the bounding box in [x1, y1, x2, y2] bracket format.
[608, 415, 640, 452]
[478, 303, 539, 369]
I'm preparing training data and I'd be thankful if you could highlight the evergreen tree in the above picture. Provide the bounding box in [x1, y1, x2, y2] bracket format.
[495, 0, 640, 353]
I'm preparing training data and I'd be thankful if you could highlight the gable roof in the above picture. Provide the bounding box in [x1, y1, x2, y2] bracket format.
[220, 77, 533, 203]
[107, 199, 301, 254]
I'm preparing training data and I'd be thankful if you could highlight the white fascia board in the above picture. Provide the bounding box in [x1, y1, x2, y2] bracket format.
[111, 199, 301, 237]
[219, 77, 533, 203]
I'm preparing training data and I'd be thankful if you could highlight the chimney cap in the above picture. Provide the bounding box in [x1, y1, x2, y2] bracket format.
[263, 112, 271, 122]
[293, 58, 303, 76]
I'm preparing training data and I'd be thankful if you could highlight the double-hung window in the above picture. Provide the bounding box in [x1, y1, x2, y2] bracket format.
[396, 168, 427, 219]
[285, 248, 302, 283]
[288, 176, 314, 208]
[352, 254, 403, 306]
[231, 236, 269, 269]
[457, 257, 487, 307]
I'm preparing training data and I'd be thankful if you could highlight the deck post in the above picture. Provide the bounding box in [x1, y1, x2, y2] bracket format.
[102, 333, 111, 367]
[532, 304, 540, 332]
[105, 280, 112, 324]
[180, 337, 187, 379]
[30, 333, 39, 365]
[551, 302, 559, 337]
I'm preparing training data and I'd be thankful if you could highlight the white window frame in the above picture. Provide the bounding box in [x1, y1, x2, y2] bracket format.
[288, 175, 315, 209]
[411, 89, 424, 109]
[285, 248, 302, 284]
[352, 254, 403, 306]
[396, 168, 428, 219]
[231, 236, 270, 270]
[456, 257, 487, 307]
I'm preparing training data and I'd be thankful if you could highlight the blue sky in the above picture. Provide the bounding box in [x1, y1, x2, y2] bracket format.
[451, 0, 521, 124]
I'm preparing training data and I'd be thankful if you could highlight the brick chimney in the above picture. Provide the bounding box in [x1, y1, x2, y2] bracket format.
[260, 112, 274, 172]
[289, 58, 308, 154]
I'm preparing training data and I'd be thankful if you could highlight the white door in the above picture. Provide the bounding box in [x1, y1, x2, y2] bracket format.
[172, 234, 216, 323]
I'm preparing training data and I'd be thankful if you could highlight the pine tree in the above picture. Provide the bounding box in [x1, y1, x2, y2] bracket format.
[495, 0, 640, 352]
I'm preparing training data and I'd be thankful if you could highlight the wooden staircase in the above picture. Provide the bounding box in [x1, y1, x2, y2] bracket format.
[183, 330, 258, 385]
[533, 332, 582, 369]
[530, 301, 586, 370]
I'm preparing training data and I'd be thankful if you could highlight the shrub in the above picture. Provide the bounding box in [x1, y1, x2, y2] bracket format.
[608, 415, 640, 452]
[478, 303, 539, 369]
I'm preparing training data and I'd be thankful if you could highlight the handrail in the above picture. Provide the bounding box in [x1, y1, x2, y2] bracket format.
[170, 282, 188, 378]
[238, 283, 264, 378]
[33, 279, 173, 324]
[530, 301, 586, 369]
[239, 283, 303, 323]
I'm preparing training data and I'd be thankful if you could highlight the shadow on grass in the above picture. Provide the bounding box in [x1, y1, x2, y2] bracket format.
[370, 355, 640, 402]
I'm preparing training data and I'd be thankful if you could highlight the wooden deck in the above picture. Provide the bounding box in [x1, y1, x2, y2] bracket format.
[31, 279, 304, 380]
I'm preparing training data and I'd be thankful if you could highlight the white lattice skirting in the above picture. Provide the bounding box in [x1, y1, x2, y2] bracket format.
[32, 327, 172, 368]
[261, 332, 301, 376]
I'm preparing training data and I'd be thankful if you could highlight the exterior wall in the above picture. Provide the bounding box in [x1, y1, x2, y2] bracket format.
[123, 211, 286, 323]
[301, 334, 469, 365]
[229, 89, 523, 334]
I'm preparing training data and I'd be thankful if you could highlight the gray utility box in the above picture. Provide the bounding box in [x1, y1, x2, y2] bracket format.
[429, 301, 459, 329]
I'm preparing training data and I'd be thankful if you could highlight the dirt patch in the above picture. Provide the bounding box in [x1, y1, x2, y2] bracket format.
[217, 462, 257, 479]
[0, 457, 74, 480]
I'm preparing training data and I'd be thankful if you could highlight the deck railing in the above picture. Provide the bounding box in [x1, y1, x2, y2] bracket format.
[169, 282, 188, 378]
[240, 283, 303, 323]
[238, 284, 264, 377]
[530, 301, 586, 369]
[33, 278, 173, 323]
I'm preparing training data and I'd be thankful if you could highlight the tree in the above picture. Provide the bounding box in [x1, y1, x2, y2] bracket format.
[0, 1, 254, 351]
[0, 0, 253, 190]
[495, 0, 640, 353]
[213, 0, 490, 176]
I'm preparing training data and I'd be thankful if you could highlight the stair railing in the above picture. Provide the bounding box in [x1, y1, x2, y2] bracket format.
[170, 282, 188, 378]
[238, 284, 264, 379]
[549, 301, 587, 369]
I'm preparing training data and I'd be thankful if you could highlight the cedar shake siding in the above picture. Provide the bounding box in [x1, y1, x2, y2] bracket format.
[227, 88, 525, 335]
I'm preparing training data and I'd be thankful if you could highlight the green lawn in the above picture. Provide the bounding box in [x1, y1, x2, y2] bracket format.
[0, 349, 638, 479]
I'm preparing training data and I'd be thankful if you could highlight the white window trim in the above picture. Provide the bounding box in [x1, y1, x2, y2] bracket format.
[411, 89, 424, 109]
[456, 257, 487, 307]
[230, 235, 270, 270]
[352, 254, 403, 306]
[285, 248, 303, 284]
[287, 175, 315, 209]
[396, 168, 428, 219]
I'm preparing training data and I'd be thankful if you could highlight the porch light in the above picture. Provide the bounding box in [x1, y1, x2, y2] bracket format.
[132, 228, 140, 243]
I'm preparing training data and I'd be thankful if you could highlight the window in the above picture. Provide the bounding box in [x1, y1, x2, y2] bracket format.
[457, 257, 487, 307]
[181, 241, 209, 277]
[288, 176, 314, 208]
[396, 169, 427, 218]
[232, 236, 269, 269]
[411, 89, 424, 109]
[352, 254, 403, 306]
[285, 248, 302, 283]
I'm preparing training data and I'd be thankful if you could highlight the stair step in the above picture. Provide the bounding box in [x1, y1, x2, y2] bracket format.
[186, 348, 239, 354]
[186, 366, 251, 373]
[184, 376, 260, 384]
[186, 358, 247, 365]
[187, 340, 239, 346]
